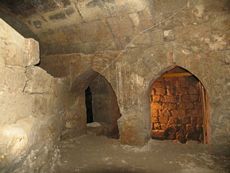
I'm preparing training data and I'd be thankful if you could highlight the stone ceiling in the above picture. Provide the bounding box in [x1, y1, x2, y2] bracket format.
[0, 0, 154, 55]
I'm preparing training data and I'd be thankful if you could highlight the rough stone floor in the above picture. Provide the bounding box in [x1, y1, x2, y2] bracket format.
[54, 135, 230, 173]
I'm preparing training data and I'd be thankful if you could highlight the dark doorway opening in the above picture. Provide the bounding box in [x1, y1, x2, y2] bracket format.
[85, 87, 94, 123]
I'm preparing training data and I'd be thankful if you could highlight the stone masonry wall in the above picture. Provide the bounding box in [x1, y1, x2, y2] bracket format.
[41, 0, 230, 146]
[0, 19, 69, 172]
[41, 52, 122, 141]
[151, 73, 203, 143]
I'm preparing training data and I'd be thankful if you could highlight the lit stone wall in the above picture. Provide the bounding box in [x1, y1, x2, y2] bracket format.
[41, 0, 230, 146]
[0, 19, 69, 172]
[151, 73, 204, 143]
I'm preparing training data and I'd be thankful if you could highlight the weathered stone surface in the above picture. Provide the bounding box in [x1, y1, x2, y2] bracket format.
[0, 67, 26, 93]
[24, 67, 54, 94]
[0, 19, 39, 67]
[0, 93, 33, 126]
[39, 0, 230, 147]
[0, 117, 36, 168]
[0, 1, 228, 172]
[0, 21, 69, 172]
[86, 122, 104, 136]
[25, 38, 40, 66]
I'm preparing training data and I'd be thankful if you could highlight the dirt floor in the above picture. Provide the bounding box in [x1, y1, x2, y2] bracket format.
[53, 135, 230, 173]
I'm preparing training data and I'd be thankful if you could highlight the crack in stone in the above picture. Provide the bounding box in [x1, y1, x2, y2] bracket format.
[73, 1, 86, 23]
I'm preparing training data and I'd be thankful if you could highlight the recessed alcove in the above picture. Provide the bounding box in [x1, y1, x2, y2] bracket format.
[84, 72, 121, 139]
[150, 67, 210, 144]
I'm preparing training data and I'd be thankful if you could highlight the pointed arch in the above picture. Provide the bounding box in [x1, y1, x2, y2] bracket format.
[71, 69, 122, 139]
[149, 66, 210, 144]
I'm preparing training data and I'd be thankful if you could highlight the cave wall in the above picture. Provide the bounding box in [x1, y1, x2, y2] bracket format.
[41, 0, 230, 146]
[0, 19, 69, 172]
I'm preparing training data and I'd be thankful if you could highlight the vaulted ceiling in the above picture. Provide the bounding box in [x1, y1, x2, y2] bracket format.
[3, 0, 227, 56]
[0, 0, 154, 55]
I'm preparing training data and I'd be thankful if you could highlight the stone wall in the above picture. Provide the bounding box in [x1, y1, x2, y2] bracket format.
[151, 70, 204, 143]
[0, 19, 69, 172]
[40, 0, 230, 146]
[41, 54, 122, 139]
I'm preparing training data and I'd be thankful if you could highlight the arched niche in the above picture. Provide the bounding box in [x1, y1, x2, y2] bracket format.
[149, 66, 210, 144]
[70, 69, 121, 139]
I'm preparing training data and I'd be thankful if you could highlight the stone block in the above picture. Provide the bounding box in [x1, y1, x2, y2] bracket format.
[179, 77, 188, 86]
[162, 103, 177, 110]
[137, 9, 154, 31]
[197, 117, 203, 125]
[186, 109, 200, 116]
[176, 87, 188, 95]
[167, 117, 179, 127]
[190, 94, 199, 102]
[191, 117, 198, 125]
[154, 87, 166, 95]
[0, 93, 33, 126]
[170, 110, 185, 118]
[0, 66, 26, 93]
[153, 95, 161, 102]
[24, 67, 54, 94]
[78, 20, 112, 43]
[0, 19, 39, 67]
[77, 1, 108, 22]
[153, 122, 161, 130]
[182, 116, 191, 124]
[151, 109, 159, 117]
[160, 124, 166, 130]
[151, 102, 161, 110]
[188, 86, 199, 94]
[152, 116, 159, 123]
[166, 87, 176, 96]
[181, 95, 191, 102]
[159, 109, 171, 117]
[106, 14, 135, 48]
[153, 81, 164, 88]
[159, 114, 169, 124]
[118, 115, 147, 145]
[184, 102, 194, 110]
[162, 95, 178, 103]
[25, 38, 40, 66]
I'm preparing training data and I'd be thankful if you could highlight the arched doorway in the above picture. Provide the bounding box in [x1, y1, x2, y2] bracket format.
[150, 66, 209, 144]
[84, 72, 121, 139]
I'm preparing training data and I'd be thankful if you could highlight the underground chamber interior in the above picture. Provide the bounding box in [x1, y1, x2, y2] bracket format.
[150, 67, 209, 144]
[84, 73, 121, 139]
